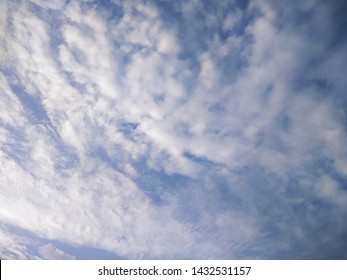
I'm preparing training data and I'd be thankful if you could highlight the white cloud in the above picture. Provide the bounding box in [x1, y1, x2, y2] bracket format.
[39, 243, 75, 260]
[0, 226, 32, 260]
[223, 12, 239, 31]
[315, 175, 347, 207]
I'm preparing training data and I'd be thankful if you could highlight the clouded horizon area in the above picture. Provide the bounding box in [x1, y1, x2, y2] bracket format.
[1, 0, 347, 259]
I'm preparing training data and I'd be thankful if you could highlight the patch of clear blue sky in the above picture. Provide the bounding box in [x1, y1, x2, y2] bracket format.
[6, 74, 50, 125]
[49, 241, 126, 260]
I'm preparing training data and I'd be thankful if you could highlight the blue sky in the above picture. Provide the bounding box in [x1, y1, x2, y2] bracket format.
[0, 0, 347, 259]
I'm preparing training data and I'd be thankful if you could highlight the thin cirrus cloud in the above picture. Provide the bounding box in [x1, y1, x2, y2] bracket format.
[0, 0, 347, 259]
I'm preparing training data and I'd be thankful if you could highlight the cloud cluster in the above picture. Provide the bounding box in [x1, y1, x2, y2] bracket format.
[1, 0, 347, 259]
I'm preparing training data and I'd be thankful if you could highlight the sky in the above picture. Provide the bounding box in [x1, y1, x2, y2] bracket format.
[0, 0, 347, 260]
